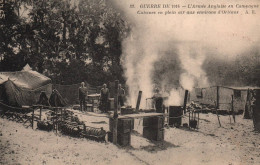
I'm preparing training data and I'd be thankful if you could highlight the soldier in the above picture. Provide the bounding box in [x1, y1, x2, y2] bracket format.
[152, 88, 164, 113]
[78, 82, 88, 111]
[118, 84, 125, 107]
[100, 84, 110, 113]
[37, 91, 50, 106]
[49, 89, 66, 107]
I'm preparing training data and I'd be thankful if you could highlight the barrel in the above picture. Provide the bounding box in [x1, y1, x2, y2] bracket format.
[169, 106, 182, 127]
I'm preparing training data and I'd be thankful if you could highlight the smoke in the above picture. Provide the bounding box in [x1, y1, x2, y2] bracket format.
[178, 44, 209, 89]
[122, 28, 162, 106]
[167, 89, 183, 106]
[111, 0, 260, 107]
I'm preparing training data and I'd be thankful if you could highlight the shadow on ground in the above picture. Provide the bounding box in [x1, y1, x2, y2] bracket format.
[126, 130, 179, 153]
[139, 140, 180, 153]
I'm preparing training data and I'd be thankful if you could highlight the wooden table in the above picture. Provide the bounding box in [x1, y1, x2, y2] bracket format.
[109, 112, 166, 145]
[116, 112, 165, 119]
[87, 94, 100, 112]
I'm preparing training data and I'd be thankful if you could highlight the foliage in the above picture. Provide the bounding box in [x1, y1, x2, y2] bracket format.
[203, 48, 260, 87]
[0, 0, 129, 86]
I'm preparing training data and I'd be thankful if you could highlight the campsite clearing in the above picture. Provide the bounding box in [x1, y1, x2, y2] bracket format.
[0, 112, 259, 165]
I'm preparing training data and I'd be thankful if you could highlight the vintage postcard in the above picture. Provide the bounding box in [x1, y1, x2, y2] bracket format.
[0, 0, 259, 164]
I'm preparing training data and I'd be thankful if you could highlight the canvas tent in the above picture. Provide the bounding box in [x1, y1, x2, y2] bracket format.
[189, 86, 259, 113]
[0, 65, 52, 107]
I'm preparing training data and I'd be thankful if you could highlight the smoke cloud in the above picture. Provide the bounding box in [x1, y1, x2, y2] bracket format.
[166, 89, 183, 106]
[111, 0, 260, 107]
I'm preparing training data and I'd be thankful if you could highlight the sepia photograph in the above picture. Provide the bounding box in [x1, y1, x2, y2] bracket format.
[0, 0, 260, 164]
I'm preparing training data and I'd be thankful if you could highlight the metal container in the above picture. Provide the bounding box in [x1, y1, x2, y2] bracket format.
[143, 127, 164, 141]
[107, 131, 131, 146]
[169, 106, 182, 127]
[143, 116, 164, 129]
[109, 118, 133, 133]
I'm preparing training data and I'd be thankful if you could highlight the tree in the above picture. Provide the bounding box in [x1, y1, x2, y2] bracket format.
[0, 0, 130, 86]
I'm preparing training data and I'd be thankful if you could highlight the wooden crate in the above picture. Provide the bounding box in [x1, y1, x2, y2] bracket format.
[143, 116, 164, 129]
[107, 131, 131, 146]
[118, 132, 131, 146]
[109, 118, 133, 133]
[143, 127, 164, 141]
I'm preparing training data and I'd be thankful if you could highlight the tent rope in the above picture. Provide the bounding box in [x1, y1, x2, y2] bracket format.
[0, 101, 30, 111]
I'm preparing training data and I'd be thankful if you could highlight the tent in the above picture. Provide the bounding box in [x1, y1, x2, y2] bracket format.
[0, 65, 52, 107]
[189, 86, 260, 113]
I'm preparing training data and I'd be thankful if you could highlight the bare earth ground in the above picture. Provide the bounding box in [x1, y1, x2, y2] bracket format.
[0, 110, 259, 165]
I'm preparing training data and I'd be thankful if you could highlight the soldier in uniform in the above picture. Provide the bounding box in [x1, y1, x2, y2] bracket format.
[118, 84, 125, 107]
[49, 89, 66, 107]
[37, 91, 50, 106]
[78, 82, 88, 111]
[152, 88, 164, 113]
[100, 84, 110, 113]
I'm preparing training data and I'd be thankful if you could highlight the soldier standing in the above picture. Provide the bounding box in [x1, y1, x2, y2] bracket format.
[118, 84, 125, 107]
[152, 88, 164, 113]
[78, 82, 88, 111]
[100, 84, 110, 113]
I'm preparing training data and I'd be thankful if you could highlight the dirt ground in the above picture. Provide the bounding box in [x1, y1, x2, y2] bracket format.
[0, 110, 259, 165]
